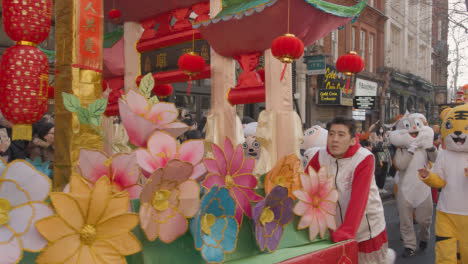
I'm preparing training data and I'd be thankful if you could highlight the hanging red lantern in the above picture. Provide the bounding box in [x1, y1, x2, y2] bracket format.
[271, 33, 304, 81]
[336, 51, 365, 76]
[108, 9, 122, 21]
[0, 45, 49, 140]
[153, 84, 173, 98]
[48, 86, 54, 99]
[178, 52, 206, 94]
[271, 34, 304, 63]
[2, 0, 53, 43]
[0, 0, 52, 140]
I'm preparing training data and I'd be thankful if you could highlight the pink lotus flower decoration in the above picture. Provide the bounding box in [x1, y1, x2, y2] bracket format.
[76, 149, 143, 199]
[139, 160, 200, 243]
[202, 137, 263, 224]
[293, 166, 338, 241]
[119, 89, 188, 147]
[135, 131, 207, 180]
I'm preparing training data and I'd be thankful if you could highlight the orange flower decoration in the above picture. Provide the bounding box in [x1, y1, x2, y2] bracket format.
[264, 154, 302, 199]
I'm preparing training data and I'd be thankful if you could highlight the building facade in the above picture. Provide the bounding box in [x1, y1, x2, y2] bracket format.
[303, 0, 387, 130]
[431, 0, 449, 112]
[383, 0, 440, 124]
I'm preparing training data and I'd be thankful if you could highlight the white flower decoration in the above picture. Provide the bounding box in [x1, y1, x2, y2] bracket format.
[0, 160, 53, 264]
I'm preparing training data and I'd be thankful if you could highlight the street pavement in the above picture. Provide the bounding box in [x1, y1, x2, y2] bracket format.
[381, 176, 436, 264]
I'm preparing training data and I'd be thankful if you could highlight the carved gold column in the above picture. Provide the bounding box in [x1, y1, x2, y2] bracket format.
[54, 0, 103, 190]
[256, 49, 303, 173]
[205, 0, 243, 147]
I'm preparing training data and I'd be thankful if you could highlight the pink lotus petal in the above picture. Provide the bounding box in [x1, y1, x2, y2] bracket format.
[77, 149, 109, 182]
[229, 145, 244, 176]
[211, 143, 227, 176]
[232, 187, 253, 218]
[300, 172, 313, 194]
[147, 131, 178, 167]
[308, 210, 319, 241]
[319, 200, 337, 215]
[298, 207, 314, 229]
[177, 180, 200, 218]
[293, 189, 312, 203]
[237, 158, 255, 175]
[119, 100, 158, 147]
[202, 174, 225, 189]
[111, 153, 140, 187]
[126, 90, 149, 115]
[178, 140, 205, 165]
[139, 205, 159, 241]
[309, 171, 320, 196]
[203, 158, 221, 175]
[135, 149, 160, 173]
[146, 102, 178, 125]
[324, 210, 337, 230]
[190, 163, 207, 180]
[315, 208, 327, 238]
[223, 137, 235, 164]
[238, 187, 263, 202]
[324, 189, 339, 203]
[160, 122, 189, 138]
[124, 185, 143, 200]
[318, 177, 334, 198]
[293, 201, 310, 216]
[232, 174, 257, 189]
[158, 209, 188, 243]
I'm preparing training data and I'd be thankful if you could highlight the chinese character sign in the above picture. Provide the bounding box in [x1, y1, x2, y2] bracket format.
[76, 0, 103, 71]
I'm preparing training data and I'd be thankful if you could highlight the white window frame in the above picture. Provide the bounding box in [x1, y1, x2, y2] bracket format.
[360, 30, 366, 62]
[332, 30, 338, 62]
[438, 20, 442, 41]
[351, 27, 356, 51]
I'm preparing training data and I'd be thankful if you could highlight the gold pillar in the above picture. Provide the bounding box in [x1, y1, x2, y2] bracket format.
[54, 0, 103, 190]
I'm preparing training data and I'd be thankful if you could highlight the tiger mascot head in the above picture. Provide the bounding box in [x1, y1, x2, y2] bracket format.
[441, 103, 468, 152]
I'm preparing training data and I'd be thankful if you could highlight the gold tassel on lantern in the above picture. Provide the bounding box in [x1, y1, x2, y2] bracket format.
[12, 124, 32, 141]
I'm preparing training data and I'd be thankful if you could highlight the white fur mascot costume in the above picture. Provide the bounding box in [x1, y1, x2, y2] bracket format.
[300, 125, 328, 167]
[389, 112, 437, 257]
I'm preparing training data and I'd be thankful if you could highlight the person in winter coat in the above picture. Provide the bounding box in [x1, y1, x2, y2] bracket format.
[307, 116, 394, 264]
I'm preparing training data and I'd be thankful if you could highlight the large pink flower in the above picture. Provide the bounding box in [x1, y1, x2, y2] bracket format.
[135, 131, 207, 180]
[202, 137, 263, 224]
[293, 167, 338, 241]
[139, 160, 200, 243]
[119, 89, 188, 147]
[76, 149, 143, 199]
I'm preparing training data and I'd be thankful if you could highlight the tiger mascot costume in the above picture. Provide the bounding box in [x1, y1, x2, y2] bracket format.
[419, 104, 468, 264]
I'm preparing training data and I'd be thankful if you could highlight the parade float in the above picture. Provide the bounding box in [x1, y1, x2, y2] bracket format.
[0, 0, 368, 263]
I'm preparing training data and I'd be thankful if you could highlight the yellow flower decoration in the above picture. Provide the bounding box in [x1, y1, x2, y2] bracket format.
[35, 175, 142, 264]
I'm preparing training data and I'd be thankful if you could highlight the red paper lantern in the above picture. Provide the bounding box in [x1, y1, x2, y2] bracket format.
[108, 9, 122, 20]
[336, 51, 365, 76]
[178, 52, 206, 94]
[3, 0, 53, 43]
[0, 45, 49, 139]
[153, 84, 173, 97]
[271, 33, 304, 63]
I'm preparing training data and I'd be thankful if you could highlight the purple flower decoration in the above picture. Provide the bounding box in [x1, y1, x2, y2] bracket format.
[252, 185, 294, 252]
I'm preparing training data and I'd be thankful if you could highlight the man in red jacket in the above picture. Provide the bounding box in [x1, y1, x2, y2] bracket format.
[306, 116, 394, 264]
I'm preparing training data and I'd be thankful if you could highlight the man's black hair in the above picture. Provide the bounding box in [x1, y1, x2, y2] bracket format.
[326, 116, 357, 137]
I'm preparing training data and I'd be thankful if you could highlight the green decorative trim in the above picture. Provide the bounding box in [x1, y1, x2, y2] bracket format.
[38, 46, 55, 60]
[104, 28, 124, 48]
[214, 0, 366, 19]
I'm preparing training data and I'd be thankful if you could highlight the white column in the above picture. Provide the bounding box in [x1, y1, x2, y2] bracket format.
[123, 22, 143, 92]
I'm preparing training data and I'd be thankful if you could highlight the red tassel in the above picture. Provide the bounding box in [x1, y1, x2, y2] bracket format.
[187, 76, 192, 95]
[280, 64, 288, 81]
[345, 76, 351, 94]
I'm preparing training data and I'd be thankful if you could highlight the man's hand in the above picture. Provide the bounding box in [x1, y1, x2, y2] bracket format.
[418, 165, 430, 179]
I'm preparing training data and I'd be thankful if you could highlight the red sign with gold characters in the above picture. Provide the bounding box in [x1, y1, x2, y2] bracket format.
[76, 0, 103, 71]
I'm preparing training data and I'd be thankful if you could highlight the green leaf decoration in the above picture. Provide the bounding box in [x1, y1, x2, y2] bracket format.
[89, 99, 108, 117]
[149, 96, 159, 105]
[77, 107, 91, 125]
[62, 92, 81, 113]
[90, 116, 101, 127]
[139, 73, 155, 98]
